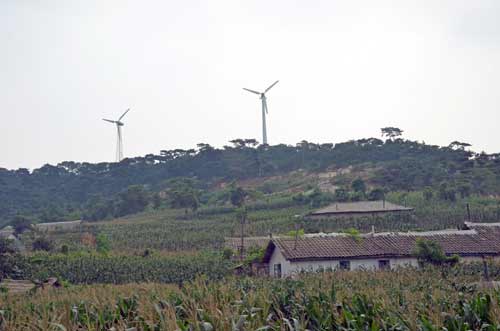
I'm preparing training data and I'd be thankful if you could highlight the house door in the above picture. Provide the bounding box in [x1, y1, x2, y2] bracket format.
[273, 263, 282, 278]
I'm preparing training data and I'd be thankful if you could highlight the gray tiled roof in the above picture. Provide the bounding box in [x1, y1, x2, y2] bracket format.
[309, 201, 413, 216]
[264, 223, 500, 262]
[225, 236, 274, 251]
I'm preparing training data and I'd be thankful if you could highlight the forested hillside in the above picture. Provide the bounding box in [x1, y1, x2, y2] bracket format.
[1, 128, 499, 226]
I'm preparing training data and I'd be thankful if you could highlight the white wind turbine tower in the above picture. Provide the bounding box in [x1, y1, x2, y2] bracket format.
[243, 80, 279, 145]
[103, 108, 130, 162]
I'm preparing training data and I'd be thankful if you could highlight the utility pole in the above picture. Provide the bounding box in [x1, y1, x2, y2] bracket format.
[239, 207, 247, 261]
[482, 256, 490, 281]
[466, 203, 471, 222]
[293, 214, 302, 250]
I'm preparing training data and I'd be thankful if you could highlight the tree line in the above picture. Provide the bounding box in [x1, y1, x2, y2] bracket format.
[1, 128, 499, 225]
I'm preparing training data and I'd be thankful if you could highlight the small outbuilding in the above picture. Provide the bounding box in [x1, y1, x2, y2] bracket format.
[307, 200, 413, 219]
[35, 220, 82, 232]
[225, 236, 275, 254]
[262, 222, 500, 278]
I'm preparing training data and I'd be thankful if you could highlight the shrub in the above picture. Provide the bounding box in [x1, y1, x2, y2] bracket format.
[414, 239, 459, 265]
[368, 188, 385, 201]
[60, 245, 69, 254]
[423, 188, 433, 201]
[11, 216, 33, 235]
[351, 178, 366, 194]
[32, 237, 53, 252]
[334, 188, 349, 202]
[96, 233, 111, 255]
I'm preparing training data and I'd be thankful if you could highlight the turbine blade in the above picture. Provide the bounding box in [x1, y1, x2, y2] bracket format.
[243, 88, 261, 95]
[103, 119, 116, 123]
[265, 80, 279, 93]
[118, 108, 130, 121]
[264, 99, 269, 114]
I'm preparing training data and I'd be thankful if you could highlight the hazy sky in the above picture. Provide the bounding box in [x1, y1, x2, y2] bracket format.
[1, 1, 500, 170]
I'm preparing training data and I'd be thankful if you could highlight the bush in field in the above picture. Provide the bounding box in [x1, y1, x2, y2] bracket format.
[368, 188, 385, 201]
[96, 233, 111, 255]
[0, 238, 18, 279]
[351, 178, 366, 195]
[334, 188, 349, 202]
[423, 188, 434, 201]
[11, 215, 34, 235]
[0, 238, 15, 255]
[230, 185, 247, 207]
[292, 189, 333, 207]
[32, 236, 53, 252]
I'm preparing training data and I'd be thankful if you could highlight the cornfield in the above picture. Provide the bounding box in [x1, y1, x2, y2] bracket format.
[42, 192, 500, 256]
[18, 252, 230, 284]
[1, 267, 500, 330]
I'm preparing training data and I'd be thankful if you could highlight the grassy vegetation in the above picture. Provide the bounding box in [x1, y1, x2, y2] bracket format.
[36, 191, 500, 255]
[19, 251, 230, 285]
[1, 267, 500, 330]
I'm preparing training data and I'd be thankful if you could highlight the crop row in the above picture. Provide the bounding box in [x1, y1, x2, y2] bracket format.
[17, 252, 231, 284]
[42, 192, 500, 254]
[1, 267, 500, 330]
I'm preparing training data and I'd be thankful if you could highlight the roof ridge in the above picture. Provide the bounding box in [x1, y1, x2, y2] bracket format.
[368, 229, 478, 237]
[465, 221, 500, 227]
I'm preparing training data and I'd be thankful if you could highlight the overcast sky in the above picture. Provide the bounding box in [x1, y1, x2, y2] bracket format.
[1, 1, 499, 170]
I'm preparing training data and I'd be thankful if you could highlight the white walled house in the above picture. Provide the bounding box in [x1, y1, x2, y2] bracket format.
[262, 222, 500, 278]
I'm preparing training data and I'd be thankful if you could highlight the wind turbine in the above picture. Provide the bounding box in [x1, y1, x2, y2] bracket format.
[243, 80, 279, 145]
[103, 108, 130, 162]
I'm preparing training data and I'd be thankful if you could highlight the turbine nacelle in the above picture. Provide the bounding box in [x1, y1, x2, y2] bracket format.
[102, 119, 124, 126]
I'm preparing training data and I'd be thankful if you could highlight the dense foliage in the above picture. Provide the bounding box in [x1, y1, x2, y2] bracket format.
[2, 132, 500, 225]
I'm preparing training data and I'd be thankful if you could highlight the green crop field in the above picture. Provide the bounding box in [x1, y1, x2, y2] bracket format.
[37, 191, 500, 255]
[1, 266, 500, 330]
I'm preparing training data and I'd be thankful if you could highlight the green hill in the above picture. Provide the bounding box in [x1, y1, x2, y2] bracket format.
[1, 130, 499, 227]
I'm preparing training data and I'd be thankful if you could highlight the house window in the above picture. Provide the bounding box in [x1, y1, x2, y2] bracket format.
[378, 259, 390, 270]
[339, 260, 351, 271]
[273, 264, 282, 278]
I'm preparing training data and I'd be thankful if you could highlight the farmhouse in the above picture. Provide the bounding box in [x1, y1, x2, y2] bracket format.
[262, 222, 500, 278]
[307, 200, 413, 219]
[35, 220, 82, 232]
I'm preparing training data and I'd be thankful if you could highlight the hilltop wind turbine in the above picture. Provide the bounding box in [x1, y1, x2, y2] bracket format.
[103, 108, 130, 162]
[243, 80, 279, 145]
